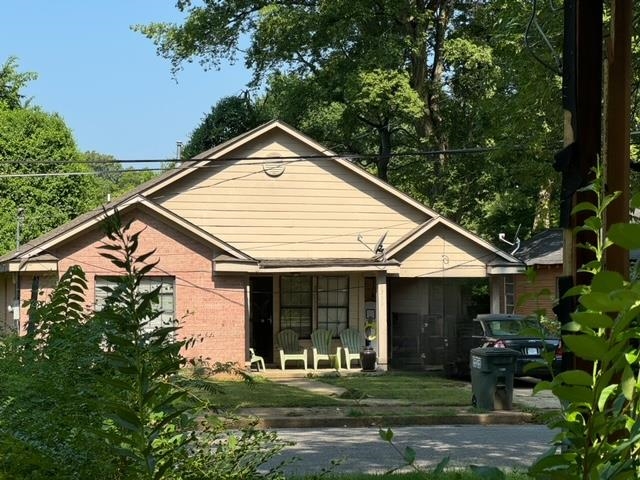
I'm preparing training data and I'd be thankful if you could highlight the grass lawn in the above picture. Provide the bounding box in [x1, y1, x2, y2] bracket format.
[197, 375, 343, 409]
[316, 372, 472, 406]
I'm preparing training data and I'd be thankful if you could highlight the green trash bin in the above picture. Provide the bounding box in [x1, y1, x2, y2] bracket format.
[470, 347, 519, 410]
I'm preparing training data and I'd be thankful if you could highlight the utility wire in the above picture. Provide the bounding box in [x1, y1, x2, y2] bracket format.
[0, 144, 555, 166]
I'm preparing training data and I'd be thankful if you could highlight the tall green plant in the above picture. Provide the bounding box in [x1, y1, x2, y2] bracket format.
[530, 165, 640, 479]
[0, 211, 289, 480]
[96, 213, 197, 479]
[0, 266, 115, 480]
[97, 212, 289, 480]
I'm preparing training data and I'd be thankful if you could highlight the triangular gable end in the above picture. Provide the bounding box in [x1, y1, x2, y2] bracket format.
[141, 120, 444, 221]
[1, 195, 252, 268]
[385, 219, 523, 278]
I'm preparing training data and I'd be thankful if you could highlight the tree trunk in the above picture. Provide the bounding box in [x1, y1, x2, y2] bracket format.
[532, 178, 555, 232]
[377, 122, 392, 182]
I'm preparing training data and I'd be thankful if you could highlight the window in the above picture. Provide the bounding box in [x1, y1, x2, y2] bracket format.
[317, 276, 348, 336]
[279, 275, 350, 338]
[95, 276, 176, 331]
[280, 276, 312, 338]
[504, 277, 515, 314]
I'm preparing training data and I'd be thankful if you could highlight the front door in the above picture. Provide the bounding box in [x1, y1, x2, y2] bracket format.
[250, 277, 273, 363]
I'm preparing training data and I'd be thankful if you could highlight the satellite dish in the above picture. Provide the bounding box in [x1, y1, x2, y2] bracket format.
[357, 231, 388, 261]
[374, 232, 387, 259]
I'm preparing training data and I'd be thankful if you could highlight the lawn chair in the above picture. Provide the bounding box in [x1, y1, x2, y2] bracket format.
[340, 328, 365, 370]
[276, 329, 308, 370]
[310, 329, 341, 370]
[249, 348, 265, 371]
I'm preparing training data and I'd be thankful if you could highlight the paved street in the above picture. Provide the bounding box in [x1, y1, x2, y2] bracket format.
[264, 425, 555, 476]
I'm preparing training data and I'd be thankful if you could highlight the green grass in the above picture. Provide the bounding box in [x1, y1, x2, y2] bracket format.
[317, 372, 472, 406]
[197, 376, 343, 408]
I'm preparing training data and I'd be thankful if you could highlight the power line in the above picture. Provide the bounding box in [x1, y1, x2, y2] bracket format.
[0, 143, 555, 166]
[0, 143, 561, 179]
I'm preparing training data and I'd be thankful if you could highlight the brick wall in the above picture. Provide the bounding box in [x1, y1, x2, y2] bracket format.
[513, 265, 560, 318]
[23, 209, 247, 366]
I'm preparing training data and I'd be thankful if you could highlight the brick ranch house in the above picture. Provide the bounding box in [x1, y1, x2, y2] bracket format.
[0, 121, 524, 370]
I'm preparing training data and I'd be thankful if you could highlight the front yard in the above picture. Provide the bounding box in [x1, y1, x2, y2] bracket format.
[199, 371, 471, 409]
[318, 372, 471, 406]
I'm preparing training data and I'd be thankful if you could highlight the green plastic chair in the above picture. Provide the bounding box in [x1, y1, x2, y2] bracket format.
[276, 329, 308, 370]
[340, 328, 365, 370]
[311, 329, 341, 370]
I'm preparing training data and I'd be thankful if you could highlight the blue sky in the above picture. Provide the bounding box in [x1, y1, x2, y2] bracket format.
[1, 1, 252, 163]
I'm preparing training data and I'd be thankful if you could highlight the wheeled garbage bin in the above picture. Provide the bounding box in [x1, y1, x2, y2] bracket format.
[470, 347, 519, 410]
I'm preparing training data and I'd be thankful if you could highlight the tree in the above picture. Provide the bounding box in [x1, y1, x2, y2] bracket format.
[135, 1, 574, 240]
[0, 58, 158, 254]
[0, 56, 37, 109]
[83, 150, 157, 203]
[135, 1, 460, 181]
[181, 94, 271, 158]
[0, 107, 101, 253]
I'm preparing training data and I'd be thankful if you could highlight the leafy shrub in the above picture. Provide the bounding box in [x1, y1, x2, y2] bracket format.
[0, 211, 288, 479]
[530, 168, 640, 479]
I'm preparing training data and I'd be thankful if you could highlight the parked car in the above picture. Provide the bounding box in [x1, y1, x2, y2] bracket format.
[471, 314, 562, 377]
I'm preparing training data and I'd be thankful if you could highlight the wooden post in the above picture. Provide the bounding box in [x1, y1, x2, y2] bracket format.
[605, 0, 632, 279]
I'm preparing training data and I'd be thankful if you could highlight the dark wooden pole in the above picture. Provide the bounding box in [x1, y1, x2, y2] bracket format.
[605, 0, 632, 279]
[572, 0, 602, 287]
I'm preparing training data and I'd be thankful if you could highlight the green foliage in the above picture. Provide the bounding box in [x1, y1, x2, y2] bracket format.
[529, 167, 640, 479]
[136, 1, 568, 236]
[379, 427, 450, 476]
[0, 106, 100, 254]
[181, 95, 272, 159]
[0, 211, 288, 479]
[0, 56, 37, 109]
[0, 266, 116, 479]
[96, 212, 196, 479]
[83, 150, 157, 204]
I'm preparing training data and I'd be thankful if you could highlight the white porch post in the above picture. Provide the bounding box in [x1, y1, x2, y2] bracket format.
[489, 275, 502, 313]
[376, 271, 388, 370]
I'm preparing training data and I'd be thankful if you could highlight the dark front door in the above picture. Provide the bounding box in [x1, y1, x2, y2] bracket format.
[250, 277, 273, 363]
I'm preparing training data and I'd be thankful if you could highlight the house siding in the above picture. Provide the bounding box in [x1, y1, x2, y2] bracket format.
[154, 130, 428, 258]
[393, 224, 490, 278]
[23, 209, 247, 365]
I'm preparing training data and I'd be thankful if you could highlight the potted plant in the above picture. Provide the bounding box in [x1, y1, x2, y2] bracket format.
[360, 322, 377, 371]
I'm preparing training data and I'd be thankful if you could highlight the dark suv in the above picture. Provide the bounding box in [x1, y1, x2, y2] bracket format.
[471, 314, 562, 377]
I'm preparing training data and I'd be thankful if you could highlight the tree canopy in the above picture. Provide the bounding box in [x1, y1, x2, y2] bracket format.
[137, 0, 568, 240]
[181, 94, 271, 158]
[0, 58, 157, 254]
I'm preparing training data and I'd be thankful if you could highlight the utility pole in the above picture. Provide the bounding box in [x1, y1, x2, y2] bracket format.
[14, 208, 24, 332]
[555, 0, 632, 370]
[605, 0, 632, 279]
[554, 0, 602, 371]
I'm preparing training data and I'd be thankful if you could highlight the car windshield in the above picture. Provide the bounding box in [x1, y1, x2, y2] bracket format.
[486, 318, 540, 337]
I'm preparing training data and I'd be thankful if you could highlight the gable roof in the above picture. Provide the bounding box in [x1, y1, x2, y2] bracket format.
[0, 120, 519, 269]
[385, 216, 520, 264]
[0, 195, 251, 268]
[517, 228, 640, 266]
[516, 229, 564, 265]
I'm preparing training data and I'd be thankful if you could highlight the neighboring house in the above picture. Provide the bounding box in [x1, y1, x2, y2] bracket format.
[0, 121, 523, 370]
[513, 227, 640, 319]
[512, 228, 563, 318]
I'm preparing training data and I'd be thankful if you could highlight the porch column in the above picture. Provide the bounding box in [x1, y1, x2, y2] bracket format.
[376, 272, 388, 370]
[489, 275, 502, 313]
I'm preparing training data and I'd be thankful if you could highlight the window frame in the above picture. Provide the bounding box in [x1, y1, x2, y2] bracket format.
[279, 274, 350, 339]
[95, 275, 176, 332]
